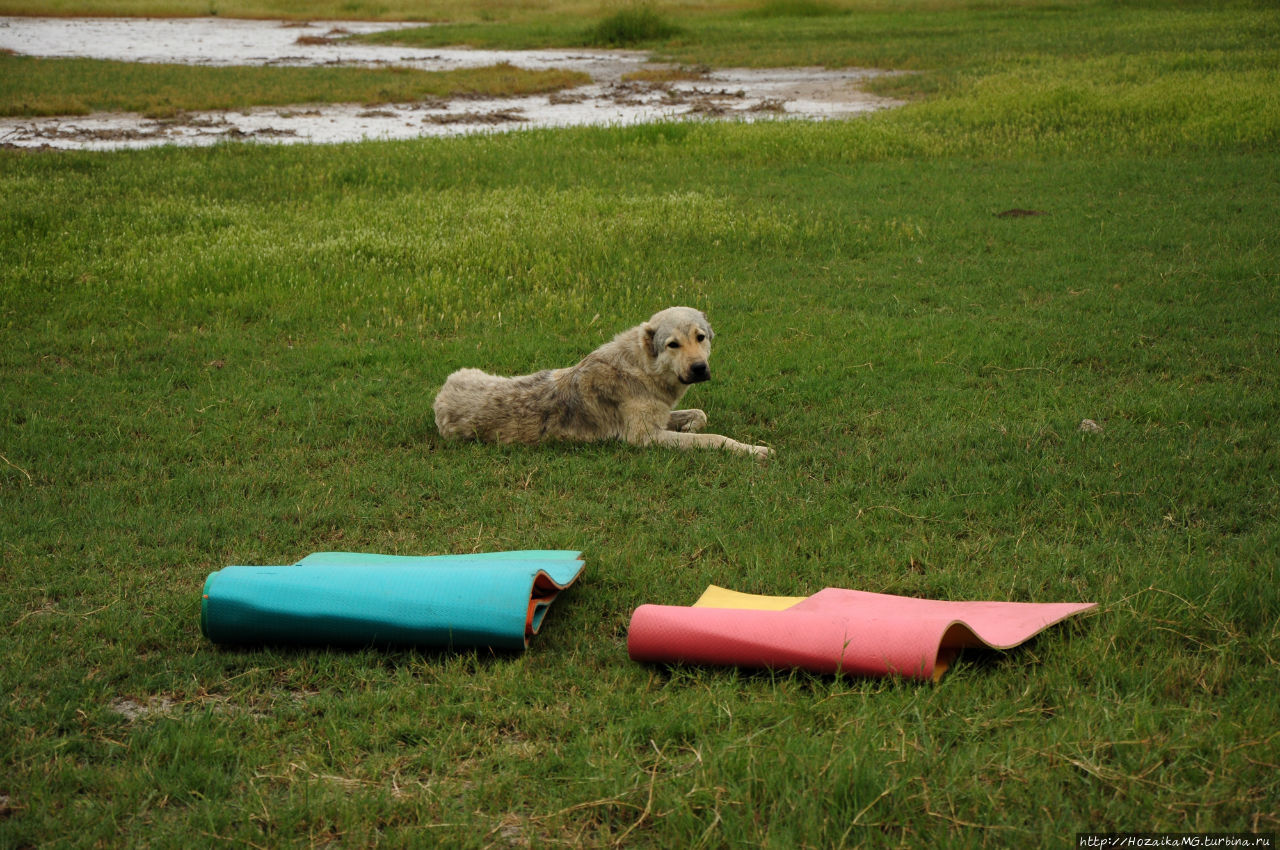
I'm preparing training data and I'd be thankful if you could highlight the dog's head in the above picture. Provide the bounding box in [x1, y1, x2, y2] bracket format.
[643, 307, 714, 385]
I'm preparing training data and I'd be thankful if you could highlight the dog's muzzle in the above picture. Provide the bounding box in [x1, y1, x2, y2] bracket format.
[682, 362, 710, 384]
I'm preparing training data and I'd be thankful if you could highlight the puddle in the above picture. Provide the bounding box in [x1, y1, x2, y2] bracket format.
[0, 16, 902, 150]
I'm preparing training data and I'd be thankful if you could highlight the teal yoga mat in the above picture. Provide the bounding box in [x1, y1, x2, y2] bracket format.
[201, 550, 584, 650]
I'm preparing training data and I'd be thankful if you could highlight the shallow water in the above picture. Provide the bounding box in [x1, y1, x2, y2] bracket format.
[0, 16, 902, 150]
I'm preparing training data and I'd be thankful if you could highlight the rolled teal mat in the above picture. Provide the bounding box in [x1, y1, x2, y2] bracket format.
[201, 550, 584, 650]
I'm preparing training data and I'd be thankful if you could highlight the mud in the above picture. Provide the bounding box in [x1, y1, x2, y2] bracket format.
[0, 16, 904, 150]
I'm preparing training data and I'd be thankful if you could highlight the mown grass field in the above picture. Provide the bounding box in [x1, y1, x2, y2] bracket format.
[2, 1, 1278, 847]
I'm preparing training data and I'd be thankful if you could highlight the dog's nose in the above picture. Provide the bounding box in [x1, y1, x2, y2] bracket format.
[687, 361, 710, 382]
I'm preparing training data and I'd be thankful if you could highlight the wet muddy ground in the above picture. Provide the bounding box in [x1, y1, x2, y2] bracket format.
[0, 16, 902, 150]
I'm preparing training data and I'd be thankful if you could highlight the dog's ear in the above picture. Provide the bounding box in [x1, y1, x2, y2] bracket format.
[643, 324, 658, 357]
[693, 310, 713, 341]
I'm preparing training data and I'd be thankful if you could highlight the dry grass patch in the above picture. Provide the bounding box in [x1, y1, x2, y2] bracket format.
[621, 65, 711, 85]
[0, 54, 590, 118]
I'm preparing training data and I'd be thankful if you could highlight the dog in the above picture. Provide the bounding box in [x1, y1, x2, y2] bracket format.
[433, 307, 772, 458]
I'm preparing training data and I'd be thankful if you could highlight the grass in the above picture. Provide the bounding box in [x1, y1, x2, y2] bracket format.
[355, 1, 1280, 151]
[0, 54, 590, 118]
[744, 0, 846, 17]
[621, 65, 709, 84]
[2, 0, 1279, 847]
[585, 6, 682, 47]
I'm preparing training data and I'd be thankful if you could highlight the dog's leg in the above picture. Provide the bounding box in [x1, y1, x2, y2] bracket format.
[619, 400, 771, 458]
[649, 428, 772, 459]
[666, 409, 708, 433]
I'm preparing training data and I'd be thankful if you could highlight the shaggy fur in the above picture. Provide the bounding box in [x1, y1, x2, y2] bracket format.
[433, 307, 772, 458]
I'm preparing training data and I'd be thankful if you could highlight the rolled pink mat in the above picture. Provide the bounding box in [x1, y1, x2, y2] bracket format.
[627, 587, 1096, 681]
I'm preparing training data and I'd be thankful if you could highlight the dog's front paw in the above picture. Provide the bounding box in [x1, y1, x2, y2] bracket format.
[668, 409, 708, 433]
[748, 444, 773, 460]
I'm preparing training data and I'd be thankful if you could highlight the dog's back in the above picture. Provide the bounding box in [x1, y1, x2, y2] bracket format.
[433, 368, 560, 444]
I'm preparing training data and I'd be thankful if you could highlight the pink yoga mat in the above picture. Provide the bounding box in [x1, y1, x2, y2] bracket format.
[627, 588, 1096, 681]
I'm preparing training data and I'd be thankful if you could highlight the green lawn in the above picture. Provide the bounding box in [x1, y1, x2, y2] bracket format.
[2, 1, 1277, 847]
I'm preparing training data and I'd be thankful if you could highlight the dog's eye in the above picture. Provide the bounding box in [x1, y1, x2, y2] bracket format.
[696, 333, 706, 342]
[667, 341, 680, 349]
